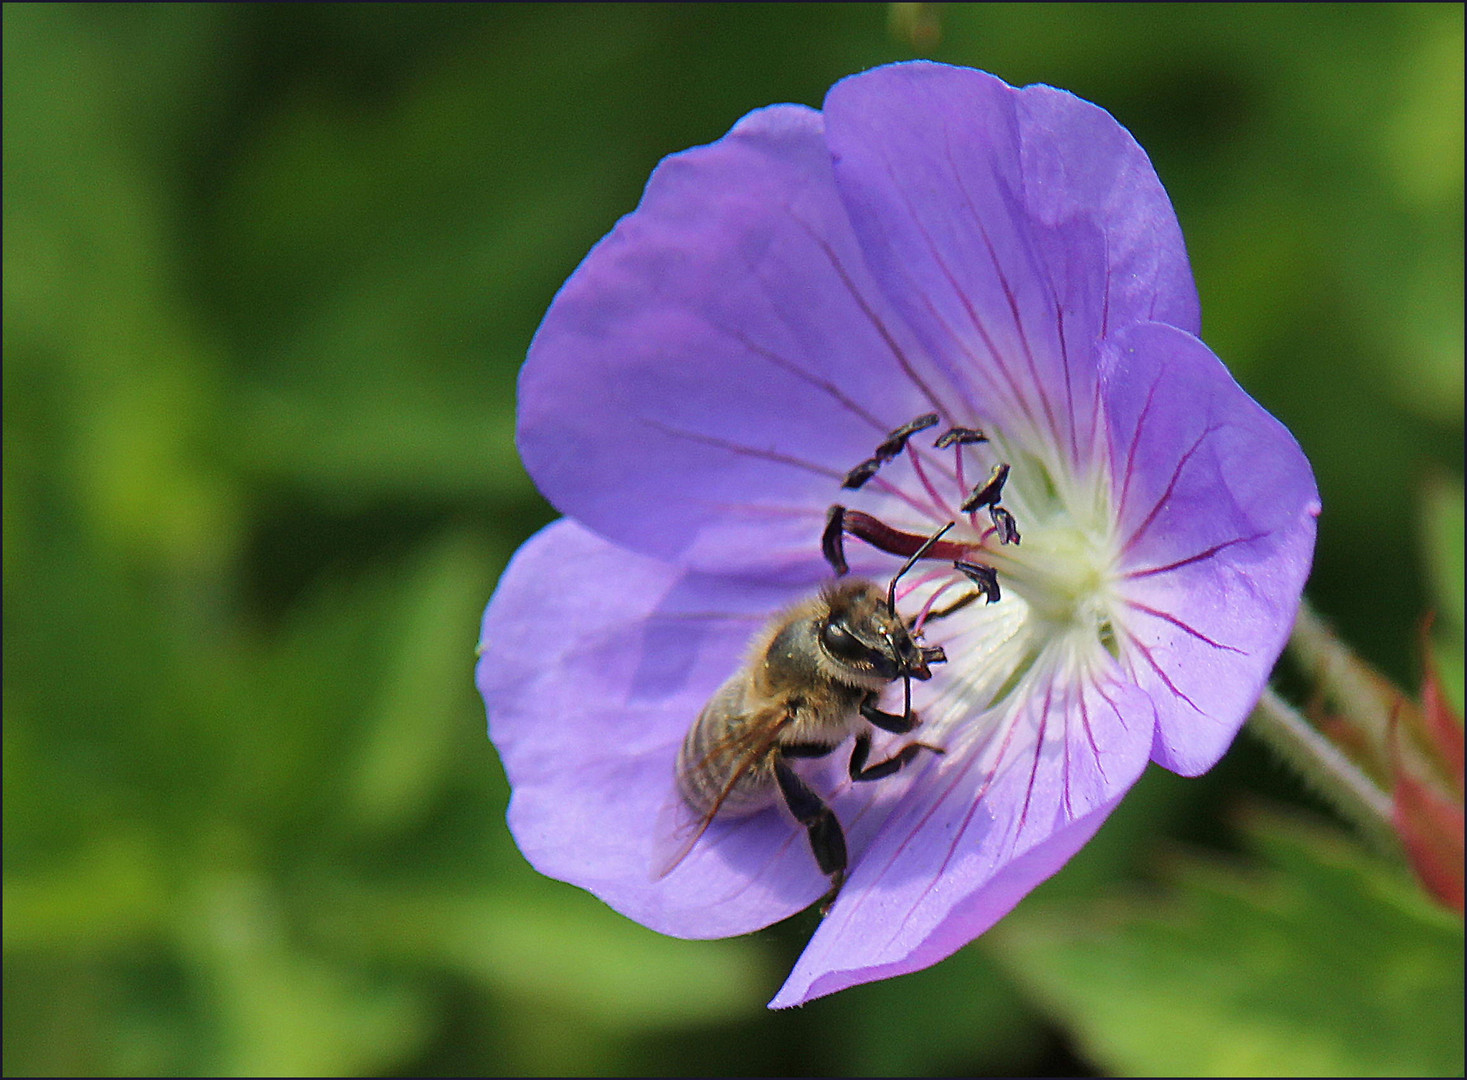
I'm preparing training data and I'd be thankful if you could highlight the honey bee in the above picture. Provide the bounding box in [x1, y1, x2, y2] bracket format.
[659, 525, 955, 908]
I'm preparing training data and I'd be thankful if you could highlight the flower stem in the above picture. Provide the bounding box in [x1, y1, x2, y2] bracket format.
[1288, 598, 1401, 762]
[1247, 685, 1400, 858]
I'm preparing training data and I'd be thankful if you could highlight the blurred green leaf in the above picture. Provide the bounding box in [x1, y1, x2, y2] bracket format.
[1380, 10, 1464, 212]
[1420, 474, 1465, 635]
[175, 873, 431, 1077]
[318, 883, 770, 1031]
[990, 809, 1465, 1077]
[228, 382, 528, 502]
[345, 531, 501, 832]
[1420, 473, 1465, 717]
[824, 941, 1047, 1076]
[5, 3, 1465, 1076]
[2, 827, 171, 953]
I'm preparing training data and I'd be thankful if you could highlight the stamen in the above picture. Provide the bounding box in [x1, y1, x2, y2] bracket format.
[835, 507, 1004, 607]
[909, 573, 962, 630]
[934, 426, 987, 449]
[839, 508, 970, 563]
[886, 520, 955, 614]
[825, 428, 1023, 624]
[909, 644, 946, 680]
[961, 463, 1010, 512]
[872, 413, 939, 461]
[896, 564, 954, 614]
[906, 444, 951, 518]
[990, 505, 1021, 545]
[841, 458, 883, 490]
[822, 505, 849, 575]
[954, 561, 1002, 603]
[841, 414, 940, 490]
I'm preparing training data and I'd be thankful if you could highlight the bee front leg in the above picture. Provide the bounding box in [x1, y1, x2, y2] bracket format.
[773, 754, 846, 912]
[859, 690, 918, 734]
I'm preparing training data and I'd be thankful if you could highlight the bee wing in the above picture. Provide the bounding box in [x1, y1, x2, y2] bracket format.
[650, 706, 790, 882]
[651, 789, 721, 882]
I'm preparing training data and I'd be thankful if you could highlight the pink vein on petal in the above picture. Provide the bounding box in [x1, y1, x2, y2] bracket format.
[1122, 600, 1247, 654]
[1122, 531, 1269, 579]
[940, 133, 1063, 451]
[1062, 684, 1074, 819]
[687, 814, 804, 904]
[1087, 679, 1124, 789]
[640, 419, 844, 480]
[1122, 630, 1206, 716]
[1118, 423, 1220, 556]
[912, 284, 1017, 421]
[1014, 680, 1052, 839]
[860, 471, 962, 522]
[877, 153, 1039, 434]
[906, 446, 955, 518]
[973, 210, 1061, 452]
[798, 222, 968, 423]
[1053, 300, 1080, 468]
[1112, 362, 1166, 525]
[862, 694, 1032, 954]
[720, 321, 890, 436]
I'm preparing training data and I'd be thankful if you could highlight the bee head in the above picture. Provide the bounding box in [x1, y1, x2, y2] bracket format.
[817, 579, 920, 686]
[816, 520, 956, 688]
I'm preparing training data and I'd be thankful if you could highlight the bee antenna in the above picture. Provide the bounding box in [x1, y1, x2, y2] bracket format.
[887, 521, 956, 614]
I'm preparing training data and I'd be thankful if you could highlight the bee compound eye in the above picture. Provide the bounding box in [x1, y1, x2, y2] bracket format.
[820, 619, 871, 664]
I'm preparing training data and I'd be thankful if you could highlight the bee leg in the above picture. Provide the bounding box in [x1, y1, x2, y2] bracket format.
[859, 691, 918, 734]
[848, 730, 944, 782]
[926, 590, 981, 622]
[773, 755, 847, 910]
[817, 872, 845, 916]
[781, 741, 838, 760]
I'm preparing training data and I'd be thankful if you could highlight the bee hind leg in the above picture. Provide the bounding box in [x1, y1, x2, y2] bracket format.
[773, 754, 847, 912]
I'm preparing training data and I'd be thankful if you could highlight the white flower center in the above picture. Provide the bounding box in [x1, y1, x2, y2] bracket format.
[831, 418, 1125, 744]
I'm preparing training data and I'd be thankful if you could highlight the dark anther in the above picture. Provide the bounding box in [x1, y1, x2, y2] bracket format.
[872, 413, 940, 462]
[990, 505, 1021, 546]
[954, 560, 1001, 603]
[822, 505, 849, 575]
[934, 426, 987, 449]
[841, 458, 883, 490]
[960, 462, 1011, 512]
[840, 414, 940, 491]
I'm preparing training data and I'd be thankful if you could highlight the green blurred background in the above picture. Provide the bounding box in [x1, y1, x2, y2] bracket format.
[4, 4, 1461, 1076]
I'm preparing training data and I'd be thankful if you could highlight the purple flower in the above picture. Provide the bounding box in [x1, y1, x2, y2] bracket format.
[478, 62, 1319, 1007]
